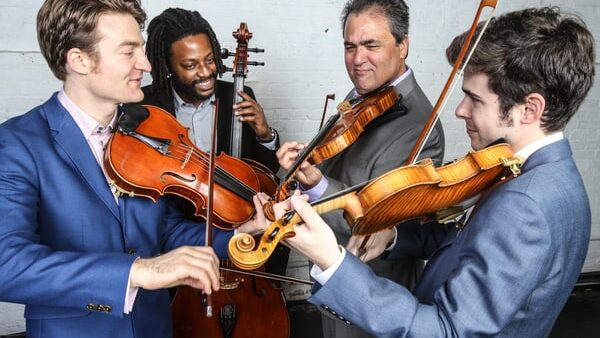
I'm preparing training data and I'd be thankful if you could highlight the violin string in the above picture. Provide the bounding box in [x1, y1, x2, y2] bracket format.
[219, 266, 314, 285]
[143, 144, 256, 203]
[165, 143, 258, 200]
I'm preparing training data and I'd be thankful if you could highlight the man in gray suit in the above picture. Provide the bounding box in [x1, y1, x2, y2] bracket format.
[272, 7, 593, 337]
[277, 1, 444, 337]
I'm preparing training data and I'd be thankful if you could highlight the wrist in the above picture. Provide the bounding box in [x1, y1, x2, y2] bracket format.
[315, 244, 343, 271]
[257, 127, 277, 143]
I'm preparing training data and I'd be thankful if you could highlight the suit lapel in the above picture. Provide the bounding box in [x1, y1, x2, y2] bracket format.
[44, 95, 121, 221]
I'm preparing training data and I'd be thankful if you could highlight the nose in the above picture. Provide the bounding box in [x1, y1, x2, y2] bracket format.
[350, 46, 367, 66]
[137, 54, 151, 73]
[455, 96, 470, 120]
[196, 63, 212, 78]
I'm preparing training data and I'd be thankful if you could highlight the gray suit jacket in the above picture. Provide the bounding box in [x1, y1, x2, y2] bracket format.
[310, 139, 591, 337]
[319, 71, 444, 283]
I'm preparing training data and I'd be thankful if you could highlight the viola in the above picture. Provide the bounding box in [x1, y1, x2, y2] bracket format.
[104, 104, 260, 229]
[264, 86, 400, 219]
[229, 143, 523, 270]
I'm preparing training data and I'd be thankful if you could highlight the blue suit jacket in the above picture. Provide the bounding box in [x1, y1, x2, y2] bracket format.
[309, 139, 590, 337]
[0, 94, 231, 338]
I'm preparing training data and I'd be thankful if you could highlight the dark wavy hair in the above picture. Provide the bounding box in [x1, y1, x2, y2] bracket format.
[145, 8, 224, 96]
[446, 7, 595, 132]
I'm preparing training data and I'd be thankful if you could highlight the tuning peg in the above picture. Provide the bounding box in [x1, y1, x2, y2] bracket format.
[248, 61, 265, 67]
[224, 66, 233, 72]
[221, 48, 235, 59]
[248, 48, 265, 53]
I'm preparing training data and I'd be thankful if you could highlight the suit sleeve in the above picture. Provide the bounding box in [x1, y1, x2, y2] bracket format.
[309, 190, 552, 337]
[159, 197, 232, 258]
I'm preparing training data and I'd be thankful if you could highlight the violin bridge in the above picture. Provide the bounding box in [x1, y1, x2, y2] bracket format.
[181, 147, 193, 169]
[501, 155, 524, 176]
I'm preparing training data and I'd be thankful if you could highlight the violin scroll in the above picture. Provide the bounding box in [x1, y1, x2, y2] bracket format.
[229, 211, 300, 270]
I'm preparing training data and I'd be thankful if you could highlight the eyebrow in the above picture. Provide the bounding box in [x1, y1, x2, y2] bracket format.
[462, 87, 483, 101]
[344, 38, 379, 46]
[119, 40, 144, 48]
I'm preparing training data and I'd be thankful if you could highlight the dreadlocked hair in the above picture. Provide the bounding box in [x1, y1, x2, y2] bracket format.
[146, 8, 224, 94]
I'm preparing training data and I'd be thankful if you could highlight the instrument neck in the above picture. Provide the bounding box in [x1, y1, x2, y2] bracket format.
[282, 113, 340, 183]
[230, 75, 246, 159]
[307, 180, 370, 222]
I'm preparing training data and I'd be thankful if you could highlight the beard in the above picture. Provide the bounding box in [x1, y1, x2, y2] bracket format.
[172, 72, 218, 103]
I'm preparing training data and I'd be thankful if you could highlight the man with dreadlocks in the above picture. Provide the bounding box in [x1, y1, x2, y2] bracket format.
[141, 7, 280, 174]
[141, 6, 290, 291]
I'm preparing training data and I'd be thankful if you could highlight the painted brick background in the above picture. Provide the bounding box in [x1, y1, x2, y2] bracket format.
[1, 0, 599, 333]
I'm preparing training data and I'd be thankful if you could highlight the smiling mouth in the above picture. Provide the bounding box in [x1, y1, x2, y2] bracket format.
[193, 78, 214, 90]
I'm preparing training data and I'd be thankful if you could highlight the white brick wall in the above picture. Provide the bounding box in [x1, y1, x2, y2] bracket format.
[1, 0, 599, 334]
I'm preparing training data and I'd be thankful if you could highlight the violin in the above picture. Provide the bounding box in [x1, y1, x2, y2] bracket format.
[259, 0, 499, 239]
[229, 143, 523, 270]
[264, 86, 400, 219]
[104, 104, 260, 229]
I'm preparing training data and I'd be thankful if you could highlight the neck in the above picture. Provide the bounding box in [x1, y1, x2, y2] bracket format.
[507, 128, 548, 154]
[63, 79, 117, 127]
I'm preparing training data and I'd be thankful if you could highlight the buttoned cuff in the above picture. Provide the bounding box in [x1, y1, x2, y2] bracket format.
[310, 245, 346, 285]
[302, 176, 328, 202]
[124, 259, 140, 314]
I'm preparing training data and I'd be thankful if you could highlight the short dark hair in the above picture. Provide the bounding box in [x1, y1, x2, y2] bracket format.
[446, 7, 595, 132]
[37, 0, 146, 81]
[145, 8, 224, 96]
[341, 0, 409, 44]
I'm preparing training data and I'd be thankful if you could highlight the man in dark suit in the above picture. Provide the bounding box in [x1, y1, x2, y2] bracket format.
[141, 8, 279, 174]
[270, 7, 594, 337]
[0, 1, 261, 337]
[277, 1, 444, 336]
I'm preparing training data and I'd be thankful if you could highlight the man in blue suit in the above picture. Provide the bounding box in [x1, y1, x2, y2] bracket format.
[0, 1, 260, 337]
[264, 7, 594, 337]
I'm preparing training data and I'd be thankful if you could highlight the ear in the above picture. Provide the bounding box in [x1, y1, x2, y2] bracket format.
[65, 48, 91, 75]
[399, 34, 409, 59]
[520, 93, 546, 125]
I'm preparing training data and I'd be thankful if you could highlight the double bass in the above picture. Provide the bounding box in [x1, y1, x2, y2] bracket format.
[173, 23, 289, 338]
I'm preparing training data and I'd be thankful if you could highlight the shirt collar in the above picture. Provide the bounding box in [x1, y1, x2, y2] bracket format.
[172, 88, 215, 110]
[57, 89, 116, 140]
[515, 132, 564, 161]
